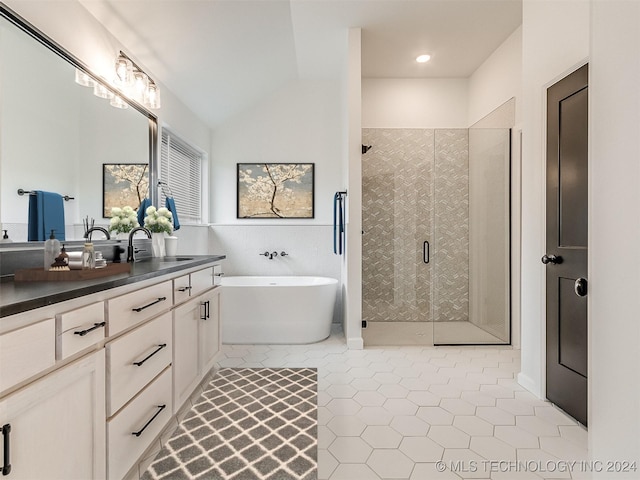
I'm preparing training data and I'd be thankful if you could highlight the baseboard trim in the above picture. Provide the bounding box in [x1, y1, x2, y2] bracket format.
[517, 372, 543, 399]
[347, 336, 364, 350]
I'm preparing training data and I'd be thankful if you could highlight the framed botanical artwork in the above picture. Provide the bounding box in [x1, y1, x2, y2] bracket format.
[237, 163, 314, 219]
[102, 163, 149, 218]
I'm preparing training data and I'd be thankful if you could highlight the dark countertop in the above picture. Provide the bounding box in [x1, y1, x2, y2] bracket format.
[0, 255, 225, 318]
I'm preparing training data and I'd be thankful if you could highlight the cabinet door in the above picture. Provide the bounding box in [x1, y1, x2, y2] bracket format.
[172, 298, 200, 411]
[199, 289, 220, 374]
[0, 351, 106, 480]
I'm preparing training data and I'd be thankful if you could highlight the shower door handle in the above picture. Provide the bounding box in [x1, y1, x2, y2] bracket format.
[423, 241, 430, 264]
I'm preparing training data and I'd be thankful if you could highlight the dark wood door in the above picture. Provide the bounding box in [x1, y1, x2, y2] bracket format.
[545, 64, 588, 426]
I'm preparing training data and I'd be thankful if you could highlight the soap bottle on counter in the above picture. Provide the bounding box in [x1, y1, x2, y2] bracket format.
[59, 244, 69, 267]
[82, 242, 95, 270]
[0, 230, 12, 243]
[44, 229, 60, 270]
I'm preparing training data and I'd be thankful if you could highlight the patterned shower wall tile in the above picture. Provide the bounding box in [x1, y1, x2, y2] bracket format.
[434, 129, 469, 323]
[362, 128, 433, 323]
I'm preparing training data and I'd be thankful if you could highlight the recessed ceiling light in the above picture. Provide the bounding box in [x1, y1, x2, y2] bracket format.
[416, 54, 431, 63]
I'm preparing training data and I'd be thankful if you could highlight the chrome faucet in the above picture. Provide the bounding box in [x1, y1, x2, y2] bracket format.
[84, 226, 111, 240]
[127, 227, 151, 262]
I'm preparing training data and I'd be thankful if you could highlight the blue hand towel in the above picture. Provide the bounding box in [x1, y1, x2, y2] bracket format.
[166, 197, 180, 231]
[28, 191, 65, 241]
[137, 198, 151, 227]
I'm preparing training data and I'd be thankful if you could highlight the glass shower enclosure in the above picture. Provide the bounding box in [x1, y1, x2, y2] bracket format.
[361, 127, 511, 345]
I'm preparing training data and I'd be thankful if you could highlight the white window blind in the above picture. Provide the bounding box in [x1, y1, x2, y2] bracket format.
[160, 129, 202, 224]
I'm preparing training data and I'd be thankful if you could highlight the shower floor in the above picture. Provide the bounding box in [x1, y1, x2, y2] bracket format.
[362, 321, 506, 346]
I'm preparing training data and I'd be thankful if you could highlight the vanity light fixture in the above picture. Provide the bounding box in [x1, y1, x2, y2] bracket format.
[110, 94, 129, 109]
[93, 83, 113, 99]
[145, 80, 161, 109]
[114, 52, 133, 87]
[113, 51, 161, 109]
[416, 54, 431, 63]
[74, 69, 96, 88]
[74, 51, 161, 110]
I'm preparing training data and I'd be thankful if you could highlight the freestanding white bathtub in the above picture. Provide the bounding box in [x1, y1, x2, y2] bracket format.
[220, 276, 338, 344]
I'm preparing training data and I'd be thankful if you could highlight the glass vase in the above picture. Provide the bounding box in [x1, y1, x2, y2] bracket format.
[151, 232, 166, 257]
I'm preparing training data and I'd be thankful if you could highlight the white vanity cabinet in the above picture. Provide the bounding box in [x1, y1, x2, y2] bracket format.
[0, 259, 223, 480]
[0, 319, 55, 393]
[172, 287, 220, 412]
[0, 350, 106, 479]
[199, 289, 220, 375]
[172, 296, 201, 410]
[172, 266, 220, 412]
[56, 302, 105, 361]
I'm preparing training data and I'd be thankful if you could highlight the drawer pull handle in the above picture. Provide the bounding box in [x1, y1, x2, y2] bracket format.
[2, 423, 11, 476]
[177, 286, 192, 292]
[73, 322, 106, 337]
[131, 405, 166, 437]
[132, 297, 167, 312]
[200, 300, 210, 320]
[133, 344, 167, 367]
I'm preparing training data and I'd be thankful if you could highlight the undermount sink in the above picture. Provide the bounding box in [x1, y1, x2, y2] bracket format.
[137, 256, 194, 264]
[158, 256, 194, 262]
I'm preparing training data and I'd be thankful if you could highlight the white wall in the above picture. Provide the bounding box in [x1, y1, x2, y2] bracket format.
[468, 26, 522, 127]
[519, 0, 589, 398]
[208, 78, 345, 319]
[210, 79, 343, 225]
[589, 0, 640, 471]
[362, 78, 468, 128]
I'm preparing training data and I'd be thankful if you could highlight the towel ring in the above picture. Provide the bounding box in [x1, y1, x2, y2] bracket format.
[158, 181, 174, 198]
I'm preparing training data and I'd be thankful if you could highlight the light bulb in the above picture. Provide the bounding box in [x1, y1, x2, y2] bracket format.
[145, 81, 161, 109]
[114, 54, 133, 87]
[416, 54, 431, 63]
[133, 71, 149, 102]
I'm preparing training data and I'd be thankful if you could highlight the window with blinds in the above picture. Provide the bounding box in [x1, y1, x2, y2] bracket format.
[160, 129, 203, 224]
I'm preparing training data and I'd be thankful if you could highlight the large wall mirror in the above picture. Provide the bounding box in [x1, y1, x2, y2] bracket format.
[0, 4, 157, 243]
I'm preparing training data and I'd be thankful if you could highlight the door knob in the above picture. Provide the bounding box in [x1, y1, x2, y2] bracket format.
[541, 254, 563, 265]
[574, 278, 588, 297]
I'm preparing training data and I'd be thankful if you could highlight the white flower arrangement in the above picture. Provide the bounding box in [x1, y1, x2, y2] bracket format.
[144, 205, 173, 234]
[109, 206, 140, 234]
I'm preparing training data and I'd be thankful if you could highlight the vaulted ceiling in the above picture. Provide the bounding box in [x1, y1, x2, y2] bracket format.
[80, 0, 522, 128]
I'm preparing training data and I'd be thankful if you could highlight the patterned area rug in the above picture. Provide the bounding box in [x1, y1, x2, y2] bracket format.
[142, 367, 318, 480]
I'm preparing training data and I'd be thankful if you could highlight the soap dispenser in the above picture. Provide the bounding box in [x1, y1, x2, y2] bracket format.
[59, 244, 69, 266]
[44, 230, 60, 270]
[0, 230, 12, 243]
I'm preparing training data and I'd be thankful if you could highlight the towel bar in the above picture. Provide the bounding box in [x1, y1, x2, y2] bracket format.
[18, 188, 74, 201]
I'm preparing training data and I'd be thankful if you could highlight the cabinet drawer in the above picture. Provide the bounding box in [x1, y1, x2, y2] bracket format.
[190, 267, 213, 296]
[107, 312, 172, 416]
[173, 274, 191, 305]
[107, 280, 172, 336]
[56, 302, 105, 360]
[0, 319, 55, 392]
[213, 264, 223, 286]
[107, 367, 172, 480]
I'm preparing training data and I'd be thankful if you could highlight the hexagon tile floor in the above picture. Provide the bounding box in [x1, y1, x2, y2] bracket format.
[133, 325, 589, 480]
